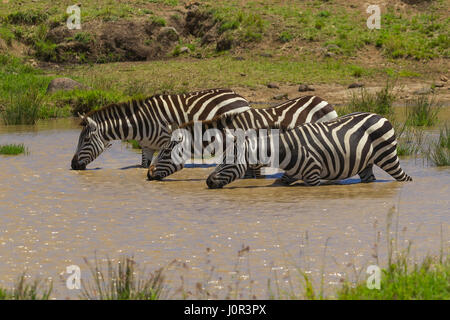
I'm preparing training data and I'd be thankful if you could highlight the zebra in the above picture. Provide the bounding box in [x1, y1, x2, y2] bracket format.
[147, 95, 342, 181]
[205, 112, 412, 188]
[71, 88, 250, 170]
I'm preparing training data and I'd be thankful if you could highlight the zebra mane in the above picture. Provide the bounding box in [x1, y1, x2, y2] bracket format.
[81, 88, 238, 126]
[176, 112, 236, 129]
[176, 110, 291, 131]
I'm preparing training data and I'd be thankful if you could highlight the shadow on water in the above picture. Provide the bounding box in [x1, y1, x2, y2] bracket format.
[120, 165, 143, 170]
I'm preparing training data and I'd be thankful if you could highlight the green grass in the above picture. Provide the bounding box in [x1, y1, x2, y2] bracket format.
[0, 273, 52, 300]
[0, 24, 15, 45]
[428, 124, 450, 166]
[150, 15, 167, 27]
[0, 143, 27, 155]
[338, 80, 395, 117]
[406, 95, 441, 127]
[337, 256, 449, 299]
[1, 87, 44, 125]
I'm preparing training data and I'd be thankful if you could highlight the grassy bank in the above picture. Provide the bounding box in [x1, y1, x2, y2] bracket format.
[0, 0, 448, 124]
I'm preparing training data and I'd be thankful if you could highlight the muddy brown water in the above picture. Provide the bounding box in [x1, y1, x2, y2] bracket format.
[0, 114, 449, 299]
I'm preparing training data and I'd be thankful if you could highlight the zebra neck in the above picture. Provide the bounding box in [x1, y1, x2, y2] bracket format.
[92, 99, 166, 142]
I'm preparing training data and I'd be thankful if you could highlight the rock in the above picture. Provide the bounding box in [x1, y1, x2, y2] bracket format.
[157, 27, 179, 42]
[46, 78, 89, 94]
[440, 75, 448, 82]
[216, 38, 233, 51]
[413, 87, 432, 95]
[240, 73, 246, 77]
[267, 83, 279, 89]
[348, 83, 364, 89]
[259, 53, 273, 58]
[298, 84, 315, 92]
[273, 93, 288, 100]
[233, 56, 245, 61]
[434, 83, 444, 88]
[179, 46, 190, 54]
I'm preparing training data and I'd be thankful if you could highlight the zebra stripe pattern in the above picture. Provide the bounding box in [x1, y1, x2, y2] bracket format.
[206, 112, 412, 188]
[71, 88, 250, 170]
[147, 95, 339, 180]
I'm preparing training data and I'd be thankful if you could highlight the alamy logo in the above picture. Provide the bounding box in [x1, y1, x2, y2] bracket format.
[66, 5, 81, 30]
[366, 265, 381, 290]
[169, 122, 280, 166]
[66, 265, 81, 290]
[366, 5, 381, 30]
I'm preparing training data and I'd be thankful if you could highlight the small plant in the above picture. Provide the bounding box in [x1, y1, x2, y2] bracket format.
[0, 143, 28, 155]
[279, 31, 294, 43]
[126, 140, 141, 149]
[0, 273, 52, 300]
[405, 94, 441, 127]
[74, 32, 92, 45]
[150, 16, 167, 27]
[81, 256, 166, 300]
[428, 125, 450, 166]
[349, 65, 365, 78]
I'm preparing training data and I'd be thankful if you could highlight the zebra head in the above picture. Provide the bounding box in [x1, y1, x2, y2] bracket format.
[206, 162, 248, 189]
[147, 140, 184, 181]
[71, 114, 111, 170]
[206, 138, 250, 189]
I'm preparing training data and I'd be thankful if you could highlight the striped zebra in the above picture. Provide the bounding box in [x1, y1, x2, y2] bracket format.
[71, 88, 250, 170]
[205, 112, 412, 188]
[147, 95, 341, 180]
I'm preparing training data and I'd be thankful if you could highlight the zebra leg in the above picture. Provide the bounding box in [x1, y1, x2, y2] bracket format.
[141, 147, 155, 168]
[375, 153, 412, 182]
[273, 173, 298, 186]
[243, 167, 262, 179]
[303, 172, 321, 186]
[359, 164, 376, 183]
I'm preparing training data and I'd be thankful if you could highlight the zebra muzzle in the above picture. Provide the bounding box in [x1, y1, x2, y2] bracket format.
[71, 155, 86, 170]
[206, 175, 223, 189]
[147, 165, 161, 181]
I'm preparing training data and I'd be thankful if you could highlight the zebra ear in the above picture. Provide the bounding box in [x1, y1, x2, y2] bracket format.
[167, 123, 179, 134]
[86, 116, 97, 130]
[78, 112, 87, 125]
